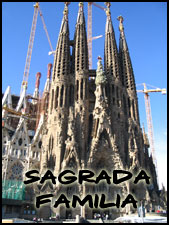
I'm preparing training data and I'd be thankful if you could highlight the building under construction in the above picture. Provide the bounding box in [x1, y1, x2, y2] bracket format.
[2, 2, 166, 220]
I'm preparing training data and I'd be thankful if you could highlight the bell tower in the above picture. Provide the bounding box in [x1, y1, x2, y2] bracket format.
[40, 3, 71, 175]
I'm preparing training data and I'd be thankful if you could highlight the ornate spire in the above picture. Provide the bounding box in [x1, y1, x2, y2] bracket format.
[63, 2, 70, 17]
[117, 15, 124, 32]
[95, 56, 107, 86]
[118, 15, 136, 92]
[104, 3, 120, 81]
[77, 2, 85, 24]
[105, 2, 111, 17]
[74, 1, 88, 71]
[32, 72, 41, 103]
[52, 2, 70, 81]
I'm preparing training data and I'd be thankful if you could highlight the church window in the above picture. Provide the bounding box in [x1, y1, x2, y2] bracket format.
[88, 114, 93, 144]
[76, 80, 79, 100]
[55, 87, 59, 109]
[70, 85, 74, 106]
[113, 97, 115, 105]
[116, 86, 119, 98]
[11, 162, 23, 176]
[24, 150, 26, 156]
[65, 86, 68, 107]
[15, 149, 18, 156]
[18, 138, 22, 146]
[36, 152, 39, 158]
[60, 85, 64, 107]
[69, 86, 72, 106]
[80, 79, 83, 100]
[18, 175, 22, 180]
[38, 141, 42, 149]
[105, 85, 108, 98]
[33, 151, 35, 158]
[85, 78, 87, 99]
[132, 99, 136, 120]
[112, 84, 114, 95]
[3, 147, 6, 154]
[128, 98, 131, 117]
[20, 149, 23, 156]
[72, 85, 74, 104]
[67, 157, 77, 169]
[123, 95, 127, 116]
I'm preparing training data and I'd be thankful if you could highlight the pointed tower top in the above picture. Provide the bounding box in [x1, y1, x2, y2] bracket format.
[79, 2, 84, 8]
[35, 72, 41, 89]
[63, 2, 69, 16]
[117, 15, 124, 32]
[105, 2, 111, 17]
[105, 2, 111, 8]
[76, 2, 85, 24]
[95, 56, 107, 86]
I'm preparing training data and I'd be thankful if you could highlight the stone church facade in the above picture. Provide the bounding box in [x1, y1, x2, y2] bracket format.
[2, 2, 161, 220]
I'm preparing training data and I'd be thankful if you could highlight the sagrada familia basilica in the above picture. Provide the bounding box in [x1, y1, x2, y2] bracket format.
[2, 2, 166, 220]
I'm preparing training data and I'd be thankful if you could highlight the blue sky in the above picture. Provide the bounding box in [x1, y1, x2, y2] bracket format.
[2, 2, 167, 189]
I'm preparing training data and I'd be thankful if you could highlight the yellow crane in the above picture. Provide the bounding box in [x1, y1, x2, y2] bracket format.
[137, 83, 166, 185]
[20, 2, 53, 95]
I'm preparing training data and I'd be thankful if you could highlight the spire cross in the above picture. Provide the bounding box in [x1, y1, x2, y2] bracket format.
[117, 15, 124, 32]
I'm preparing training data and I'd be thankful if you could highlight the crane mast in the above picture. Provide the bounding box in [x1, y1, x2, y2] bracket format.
[137, 83, 166, 186]
[20, 2, 39, 95]
[20, 2, 53, 95]
[87, 2, 106, 69]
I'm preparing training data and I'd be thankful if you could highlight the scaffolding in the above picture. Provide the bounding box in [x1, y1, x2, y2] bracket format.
[2, 180, 25, 201]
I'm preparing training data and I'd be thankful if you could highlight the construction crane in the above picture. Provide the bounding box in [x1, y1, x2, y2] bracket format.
[87, 2, 106, 69]
[137, 83, 166, 185]
[20, 2, 53, 95]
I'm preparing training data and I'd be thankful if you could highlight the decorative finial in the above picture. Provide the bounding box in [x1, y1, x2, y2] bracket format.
[117, 15, 124, 32]
[63, 2, 69, 16]
[98, 56, 102, 61]
[47, 63, 52, 79]
[105, 2, 111, 16]
[35, 72, 41, 89]
[79, 2, 83, 8]
[105, 2, 111, 8]
[64, 2, 70, 6]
